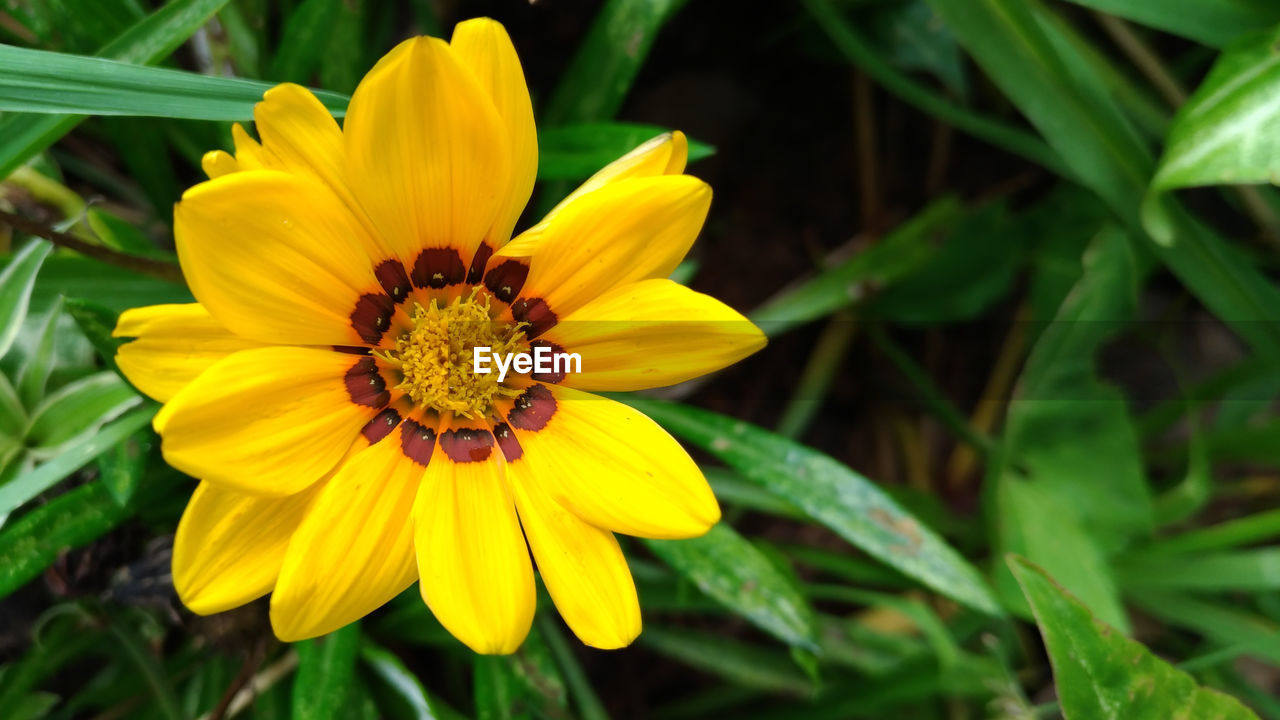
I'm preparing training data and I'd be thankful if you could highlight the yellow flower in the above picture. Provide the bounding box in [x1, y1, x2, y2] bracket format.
[113, 18, 765, 654]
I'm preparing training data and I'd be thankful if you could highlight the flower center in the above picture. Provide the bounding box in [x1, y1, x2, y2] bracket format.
[378, 289, 526, 418]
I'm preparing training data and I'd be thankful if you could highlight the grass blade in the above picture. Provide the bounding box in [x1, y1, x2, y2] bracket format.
[0, 44, 349, 120]
[627, 397, 1002, 616]
[0, 0, 235, 178]
[645, 523, 818, 649]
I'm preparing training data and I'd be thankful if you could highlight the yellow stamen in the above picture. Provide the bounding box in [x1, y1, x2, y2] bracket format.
[377, 289, 526, 418]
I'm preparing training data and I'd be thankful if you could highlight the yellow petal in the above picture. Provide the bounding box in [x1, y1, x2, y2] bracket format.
[270, 433, 422, 641]
[414, 423, 533, 654]
[114, 303, 262, 403]
[450, 18, 537, 247]
[154, 346, 373, 496]
[230, 123, 269, 170]
[498, 175, 711, 321]
[173, 480, 321, 615]
[509, 460, 640, 649]
[546, 278, 765, 391]
[503, 131, 688, 257]
[201, 150, 239, 179]
[174, 170, 388, 346]
[503, 384, 719, 539]
[253, 84, 344, 190]
[345, 36, 511, 265]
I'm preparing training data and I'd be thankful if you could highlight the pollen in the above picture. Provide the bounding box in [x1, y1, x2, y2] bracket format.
[378, 289, 526, 418]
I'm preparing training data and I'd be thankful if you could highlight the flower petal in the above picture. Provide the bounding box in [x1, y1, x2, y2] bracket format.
[495, 176, 711, 325]
[252, 84, 345, 189]
[546, 278, 765, 391]
[154, 346, 375, 496]
[114, 303, 262, 403]
[345, 36, 511, 265]
[502, 131, 688, 257]
[414, 421, 533, 654]
[173, 480, 321, 615]
[502, 384, 719, 539]
[450, 18, 537, 247]
[270, 429, 422, 641]
[201, 150, 238, 179]
[174, 170, 388, 346]
[509, 458, 640, 649]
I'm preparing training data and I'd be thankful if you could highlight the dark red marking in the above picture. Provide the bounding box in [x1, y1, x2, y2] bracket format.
[361, 408, 402, 444]
[507, 384, 557, 432]
[439, 428, 495, 463]
[511, 297, 556, 338]
[483, 259, 529, 304]
[332, 345, 371, 355]
[492, 422, 523, 462]
[410, 248, 466, 289]
[350, 293, 395, 344]
[344, 357, 389, 408]
[375, 259, 412, 304]
[400, 419, 437, 467]
[467, 243, 494, 285]
[528, 340, 568, 383]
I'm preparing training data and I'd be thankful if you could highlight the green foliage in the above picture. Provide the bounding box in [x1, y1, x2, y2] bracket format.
[1011, 556, 1260, 720]
[3, 0, 1280, 717]
[1145, 26, 1280, 241]
[630, 396, 1002, 616]
[645, 523, 817, 649]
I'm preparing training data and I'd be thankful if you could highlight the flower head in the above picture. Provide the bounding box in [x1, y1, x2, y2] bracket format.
[114, 18, 765, 653]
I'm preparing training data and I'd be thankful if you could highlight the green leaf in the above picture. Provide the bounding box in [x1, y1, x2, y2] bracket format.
[0, 241, 53, 360]
[1117, 548, 1280, 593]
[473, 623, 567, 720]
[1144, 27, 1280, 241]
[0, 44, 349, 120]
[640, 627, 815, 696]
[0, 375, 25, 437]
[870, 203, 1020, 324]
[1061, 0, 1280, 48]
[271, 0, 341, 84]
[0, 481, 131, 600]
[1009, 556, 1261, 720]
[990, 225, 1149, 630]
[536, 616, 609, 720]
[0, 405, 154, 519]
[23, 371, 141, 452]
[1127, 590, 1280, 665]
[107, 621, 185, 720]
[626, 397, 1002, 616]
[96, 426, 151, 507]
[541, 0, 688, 125]
[15, 295, 63, 408]
[1006, 226, 1153, 549]
[0, 0, 240, 178]
[927, 0, 1280, 358]
[644, 523, 817, 649]
[537, 123, 714, 181]
[804, 0, 1067, 174]
[360, 641, 457, 720]
[750, 197, 963, 335]
[63, 298, 125, 373]
[33, 257, 191, 315]
[995, 478, 1127, 631]
[319, 0, 365, 95]
[293, 623, 362, 720]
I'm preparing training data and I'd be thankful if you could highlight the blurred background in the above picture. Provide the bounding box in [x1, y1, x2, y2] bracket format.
[2, 0, 1280, 718]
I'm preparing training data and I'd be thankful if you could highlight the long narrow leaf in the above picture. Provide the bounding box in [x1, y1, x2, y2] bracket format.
[0, 44, 349, 120]
[0, 0, 234, 177]
[627, 397, 1002, 616]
